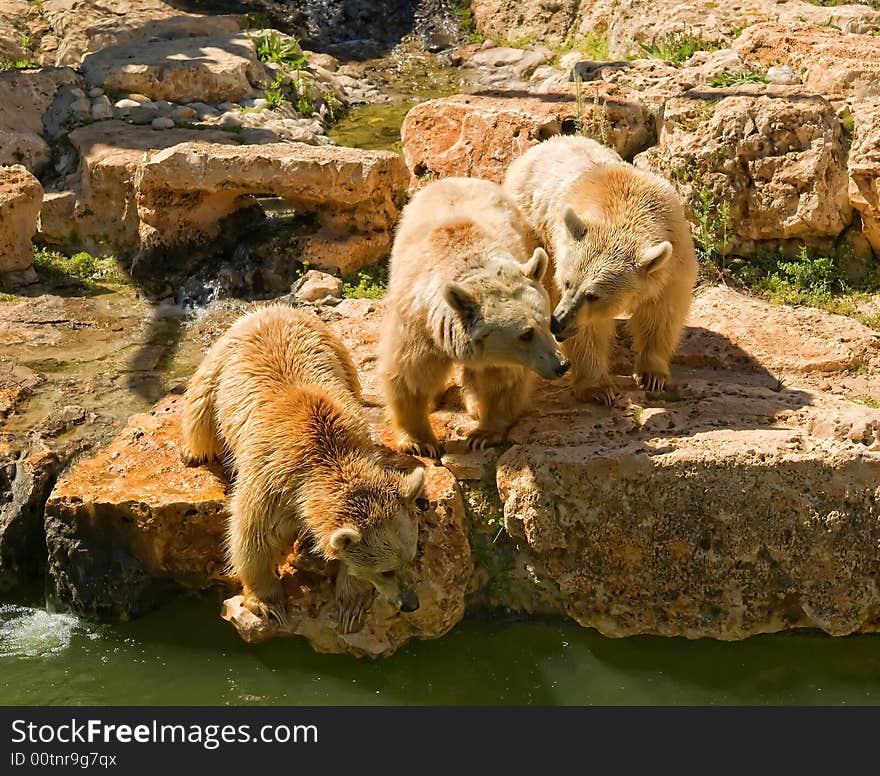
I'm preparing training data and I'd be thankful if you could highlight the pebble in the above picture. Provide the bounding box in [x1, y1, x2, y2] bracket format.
[219, 112, 242, 128]
[766, 65, 799, 84]
[69, 87, 85, 98]
[90, 96, 113, 120]
[187, 102, 220, 119]
[171, 105, 198, 122]
[70, 97, 91, 115]
[152, 100, 174, 116]
[151, 116, 175, 130]
[293, 270, 343, 303]
[114, 98, 141, 110]
[87, 86, 103, 98]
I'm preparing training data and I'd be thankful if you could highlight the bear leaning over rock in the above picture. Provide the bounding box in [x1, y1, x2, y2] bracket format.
[181, 306, 427, 633]
[504, 136, 698, 404]
[379, 177, 570, 456]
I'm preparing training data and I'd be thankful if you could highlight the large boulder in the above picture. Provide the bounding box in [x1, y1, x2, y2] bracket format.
[40, 0, 242, 66]
[0, 165, 43, 273]
[736, 23, 880, 99]
[134, 142, 409, 274]
[401, 86, 653, 184]
[470, 1, 880, 55]
[848, 97, 880, 258]
[0, 67, 81, 175]
[45, 121, 236, 255]
[636, 87, 852, 253]
[81, 33, 266, 104]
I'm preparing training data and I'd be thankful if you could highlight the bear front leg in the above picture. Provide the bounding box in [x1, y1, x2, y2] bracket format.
[335, 563, 375, 635]
[384, 350, 451, 458]
[629, 291, 689, 393]
[462, 365, 534, 449]
[228, 491, 288, 625]
[565, 316, 618, 405]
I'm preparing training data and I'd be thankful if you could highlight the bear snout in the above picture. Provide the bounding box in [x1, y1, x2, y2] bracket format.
[399, 590, 420, 612]
[555, 358, 571, 377]
[550, 314, 563, 336]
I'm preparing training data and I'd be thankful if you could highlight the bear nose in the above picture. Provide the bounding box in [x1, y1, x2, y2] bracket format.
[399, 591, 419, 613]
[550, 314, 563, 335]
[555, 359, 571, 377]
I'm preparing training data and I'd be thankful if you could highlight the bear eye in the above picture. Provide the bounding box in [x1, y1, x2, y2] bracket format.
[519, 328, 535, 342]
[381, 570, 395, 579]
[584, 292, 600, 303]
[415, 497, 430, 512]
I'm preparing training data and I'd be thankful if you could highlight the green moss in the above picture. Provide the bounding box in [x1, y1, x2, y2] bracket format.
[342, 261, 388, 299]
[451, 2, 485, 44]
[32, 247, 129, 288]
[853, 395, 880, 408]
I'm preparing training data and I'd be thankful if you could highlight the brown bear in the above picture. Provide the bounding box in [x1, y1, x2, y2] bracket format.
[379, 177, 570, 456]
[181, 305, 426, 633]
[504, 136, 698, 403]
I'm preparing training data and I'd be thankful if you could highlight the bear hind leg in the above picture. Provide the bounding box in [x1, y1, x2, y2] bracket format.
[181, 351, 222, 465]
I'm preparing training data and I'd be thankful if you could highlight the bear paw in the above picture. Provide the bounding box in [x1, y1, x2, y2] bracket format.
[396, 435, 443, 459]
[637, 372, 668, 392]
[242, 591, 289, 626]
[465, 428, 505, 451]
[180, 446, 209, 467]
[572, 382, 618, 406]
[337, 593, 372, 635]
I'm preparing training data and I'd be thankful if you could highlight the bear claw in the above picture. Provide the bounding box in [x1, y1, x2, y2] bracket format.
[638, 373, 668, 392]
[572, 383, 617, 406]
[465, 429, 504, 451]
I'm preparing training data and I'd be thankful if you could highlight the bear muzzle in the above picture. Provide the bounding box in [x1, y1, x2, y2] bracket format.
[399, 589, 420, 613]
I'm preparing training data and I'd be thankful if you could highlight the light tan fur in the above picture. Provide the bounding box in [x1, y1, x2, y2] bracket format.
[181, 306, 426, 633]
[379, 177, 569, 456]
[504, 136, 698, 402]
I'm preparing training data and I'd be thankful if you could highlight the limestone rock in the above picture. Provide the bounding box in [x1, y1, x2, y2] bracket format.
[736, 23, 880, 99]
[401, 86, 654, 184]
[41, 0, 241, 66]
[134, 142, 409, 274]
[292, 270, 343, 303]
[848, 98, 880, 258]
[60, 121, 235, 254]
[0, 165, 43, 273]
[470, 1, 880, 56]
[44, 394, 229, 621]
[81, 34, 266, 104]
[636, 87, 852, 253]
[0, 67, 81, 174]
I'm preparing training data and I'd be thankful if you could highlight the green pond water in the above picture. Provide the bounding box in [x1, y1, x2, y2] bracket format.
[2, 592, 879, 706]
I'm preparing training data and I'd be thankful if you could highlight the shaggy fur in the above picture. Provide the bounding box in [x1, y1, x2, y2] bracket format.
[505, 136, 698, 403]
[379, 177, 569, 456]
[181, 306, 425, 632]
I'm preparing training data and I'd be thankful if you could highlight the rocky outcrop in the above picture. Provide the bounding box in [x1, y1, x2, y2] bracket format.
[470, 0, 880, 55]
[134, 142, 409, 274]
[0, 67, 81, 175]
[41, 121, 237, 254]
[81, 34, 266, 104]
[46, 288, 880, 651]
[44, 394, 229, 621]
[401, 86, 654, 184]
[636, 87, 852, 254]
[735, 23, 880, 99]
[849, 98, 880, 258]
[0, 165, 43, 273]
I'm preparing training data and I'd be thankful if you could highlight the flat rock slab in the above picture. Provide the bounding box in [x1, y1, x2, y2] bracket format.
[135, 141, 409, 274]
[81, 34, 265, 103]
[46, 288, 880, 650]
[53, 121, 237, 253]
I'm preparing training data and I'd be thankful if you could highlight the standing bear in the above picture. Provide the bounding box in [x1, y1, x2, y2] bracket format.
[379, 177, 570, 456]
[504, 136, 698, 404]
[181, 306, 426, 633]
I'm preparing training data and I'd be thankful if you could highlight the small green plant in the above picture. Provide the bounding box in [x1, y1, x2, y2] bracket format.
[631, 404, 645, 424]
[451, 2, 485, 44]
[296, 94, 315, 116]
[848, 363, 869, 377]
[853, 395, 880, 409]
[261, 73, 287, 109]
[32, 247, 126, 286]
[692, 187, 732, 273]
[710, 70, 767, 87]
[251, 31, 308, 69]
[342, 261, 388, 299]
[771, 375, 786, 392]
[572, 32, 610, 61]
[640, 31, 719, 63]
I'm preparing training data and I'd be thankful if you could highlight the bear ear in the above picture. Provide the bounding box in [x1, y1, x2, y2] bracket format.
[521, 247, 549, 282]
[443, 282, 478, 322]
[563, 206, 586, 241]
[329, 525, 362, 553]
[400, 467, 426, 501]
[638, 241, 673, 272]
